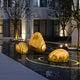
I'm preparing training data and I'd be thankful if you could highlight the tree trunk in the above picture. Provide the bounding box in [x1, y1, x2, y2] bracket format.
[62, 25, 65, 37]
[63, 29, 65, 37]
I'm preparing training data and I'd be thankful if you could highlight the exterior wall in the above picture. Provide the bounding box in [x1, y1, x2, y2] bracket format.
[0, 0, 22, 38]
[0, 8, 8, 19]
[22, 18, 26, 40]
[0, 0, 77, 47]
[34, 19, 59, 37]
[71, 17, 78, 46]
[27, 6, 72, 39]
[0, 0, 72, 41]
[33, 8, 49, 19]
[10, 20, 15, 37]
[26, 0, 59, 39]
[53, 20, 59, 36]
[28, 0, 71, 39]
[40, 20, 46, 36]
[46, 20, 53, 36]
[0, 0, 58, 39]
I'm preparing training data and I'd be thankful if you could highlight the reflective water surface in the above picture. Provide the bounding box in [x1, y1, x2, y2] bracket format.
[1, 41, 80, 80]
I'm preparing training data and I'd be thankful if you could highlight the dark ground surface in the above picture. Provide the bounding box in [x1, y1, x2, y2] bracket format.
[0, 41, 80, 80]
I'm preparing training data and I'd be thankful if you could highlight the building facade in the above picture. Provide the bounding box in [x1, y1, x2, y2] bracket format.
[0, 0, 71, 40]
[22, 0, 71, 40]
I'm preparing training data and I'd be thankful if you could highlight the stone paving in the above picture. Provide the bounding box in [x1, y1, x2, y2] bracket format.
[0, 53, 48, 80]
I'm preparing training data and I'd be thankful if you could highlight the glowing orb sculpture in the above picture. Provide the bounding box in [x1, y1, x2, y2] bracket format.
[16, 42, 28, 54]
[29, 32, 46, 53]
[48, 49, 69, 62]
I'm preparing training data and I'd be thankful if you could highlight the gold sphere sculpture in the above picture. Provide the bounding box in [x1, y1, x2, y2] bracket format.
[29, 32, 46, 53]
[16, 42, 28, 54]
[48, 49, 69, 62]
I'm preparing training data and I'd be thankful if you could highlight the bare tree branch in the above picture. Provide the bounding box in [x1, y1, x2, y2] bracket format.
[3, 0, 32, 39]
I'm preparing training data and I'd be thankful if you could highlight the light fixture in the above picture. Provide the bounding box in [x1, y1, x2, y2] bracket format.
[59, 44, 63, 48]
[65, 43, 68, 47]
[22, 33, 26, 41]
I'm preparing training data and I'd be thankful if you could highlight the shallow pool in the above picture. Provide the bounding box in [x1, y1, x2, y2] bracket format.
[1, 41, 80, 80]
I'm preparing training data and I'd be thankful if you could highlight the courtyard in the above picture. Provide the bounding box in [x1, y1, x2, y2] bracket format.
[0, 0, 79, 80]
[0, 40, 79, 80]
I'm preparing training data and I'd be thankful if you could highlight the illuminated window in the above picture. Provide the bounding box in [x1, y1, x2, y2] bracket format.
[0, 26, 3, 33]
[0, 45, 2, 52]
[0, 20, 3, 37]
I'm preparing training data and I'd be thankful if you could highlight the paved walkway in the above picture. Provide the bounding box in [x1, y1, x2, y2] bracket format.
[0, 53, 48, 80]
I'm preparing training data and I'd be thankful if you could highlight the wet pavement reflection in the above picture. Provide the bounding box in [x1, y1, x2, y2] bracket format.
[1, 41, 80, 80]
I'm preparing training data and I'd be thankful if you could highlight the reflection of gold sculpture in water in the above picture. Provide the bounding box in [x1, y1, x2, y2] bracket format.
[16, 42, 28, 54]
[29, 32, 46, 53]
[48, 49, 69, 62]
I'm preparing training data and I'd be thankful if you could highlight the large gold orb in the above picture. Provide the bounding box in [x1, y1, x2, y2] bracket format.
[16, 42, 28, 54]
[48, 49, 69, 62]
[29, 32, 46, 53]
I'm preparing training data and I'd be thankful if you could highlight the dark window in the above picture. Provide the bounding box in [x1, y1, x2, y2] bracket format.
[3, 19, 10, 37]
[8, 0, 12, 7]
[4, 0, 13, 7]
[4, 0, 7, 7]
[40, 0, 47, 7]
[0, 1, 1, 7]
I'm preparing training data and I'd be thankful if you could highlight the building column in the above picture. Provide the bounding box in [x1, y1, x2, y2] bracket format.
[71, 17, 78, 47]
[71, 27, 78, 47]
[78, 24, 80, 47]
[26, 18, 34, 39]
[22, 18, 27, 40]
[22, 18, 34, 41]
